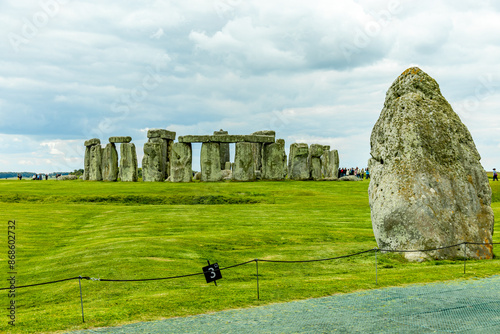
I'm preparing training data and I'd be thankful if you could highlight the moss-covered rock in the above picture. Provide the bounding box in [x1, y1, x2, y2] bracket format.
[368, 67, 494, 261]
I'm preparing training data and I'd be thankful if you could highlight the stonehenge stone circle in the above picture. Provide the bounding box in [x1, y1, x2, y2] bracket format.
[368, 67, 494, 261]
[84, 130, 339, 183]
[120, 143, 138, 182]
[262, 139, 287, 180]
[200, 142, 222, 182]
[102, 143, 119, 181]
[170, 142, 192, 183]
[233, 142, 256, 181]
[288, 143, 310, 180]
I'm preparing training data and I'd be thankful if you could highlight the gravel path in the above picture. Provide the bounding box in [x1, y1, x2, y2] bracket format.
[70, 276, 500, 333]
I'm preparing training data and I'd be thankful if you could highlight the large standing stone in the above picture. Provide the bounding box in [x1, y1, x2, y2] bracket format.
[120, 143, 138, 182]
[368, 67, 494, 261]
[89, 144, 103, 181]
[321, 146, 331, 178]
[102, 143, 119, 181]
[170, 143, 192, 183]
[262, 139, 286, 180]
[288, 143, 310, 180]
[233, 142, 256, 181]
[142, 142, 164, 182]
[214, 130, 230, 170]
[309, 144, 324, 180]
[200, 142, 222, 182]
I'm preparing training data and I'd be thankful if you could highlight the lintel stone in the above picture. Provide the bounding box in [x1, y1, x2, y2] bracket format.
[84, 138, 101, 147]
[147, 129, 176, 140]
[178, 134, 275, 143]
[109, 136, 132, 143]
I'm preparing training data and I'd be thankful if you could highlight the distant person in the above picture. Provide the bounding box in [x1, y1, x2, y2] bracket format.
[494, 168, 498, 181]
[45, 174, 48, 180]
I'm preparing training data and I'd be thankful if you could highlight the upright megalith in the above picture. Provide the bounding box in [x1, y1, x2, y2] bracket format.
[233, 142, 256, 181]
[262, 139, 286, 180]
[214, 129, 230, 170]
[142, 129, 176, 181]
[83, 146, 91, 181]
[368, 67, 494, 261]
[142, 142, 164, 182]
[309, 144, 324, 180]
[84, 138, 101, 181]
[321, 147, 339, 179]
[89, 144, 103, 181]
[288, 143, 310, 180]
[120, 143, 138, 182]
[330, 150, 339, 178]
[252, 130, 276, 172]
[170, 142, 192, 183]
[102, 143, 119, 181]
[200, 142, 222, 182]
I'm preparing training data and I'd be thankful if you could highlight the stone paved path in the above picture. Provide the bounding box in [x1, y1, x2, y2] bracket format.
[70, 276, 500, 333]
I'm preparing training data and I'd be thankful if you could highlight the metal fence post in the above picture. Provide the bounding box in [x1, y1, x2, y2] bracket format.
[463, 242, 467, 275]
[256, 259, 260, 300]
[78, 276, 85, 323]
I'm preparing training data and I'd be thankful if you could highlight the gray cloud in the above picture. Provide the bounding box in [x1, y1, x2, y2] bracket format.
[0, 0, 499, 172]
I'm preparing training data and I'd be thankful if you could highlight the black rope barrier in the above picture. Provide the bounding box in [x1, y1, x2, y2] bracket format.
[1, 242, 498, 291]
[0, 276, 86, 291]
[257, 249, 376, 263]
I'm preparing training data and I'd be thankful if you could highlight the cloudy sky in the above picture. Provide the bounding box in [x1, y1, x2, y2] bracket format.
[1, 0, 499, 173]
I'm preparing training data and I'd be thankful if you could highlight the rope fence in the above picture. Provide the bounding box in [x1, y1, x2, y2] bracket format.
[2, 241, 499, 323]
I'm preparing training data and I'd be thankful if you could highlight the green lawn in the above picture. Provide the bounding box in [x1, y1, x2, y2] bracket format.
[0, 179, 499, 333]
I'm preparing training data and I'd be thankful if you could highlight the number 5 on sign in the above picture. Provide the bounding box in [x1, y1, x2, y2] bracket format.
[203, 262, 222, 284]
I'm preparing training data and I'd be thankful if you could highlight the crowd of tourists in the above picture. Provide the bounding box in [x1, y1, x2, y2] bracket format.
[338, 167, 369, 179]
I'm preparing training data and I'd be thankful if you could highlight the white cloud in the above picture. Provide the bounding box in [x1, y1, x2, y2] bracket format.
[0, 0, 499, 171]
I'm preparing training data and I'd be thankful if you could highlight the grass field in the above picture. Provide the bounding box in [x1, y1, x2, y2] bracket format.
[0, 179, 499, 333]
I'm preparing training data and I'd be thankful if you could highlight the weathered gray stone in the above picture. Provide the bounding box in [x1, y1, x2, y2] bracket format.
[224, 161, 232, 171]
[262, 139, 286, 180]
[84, 138, 100, 147]
[83, 146, 91, 180]
[251, 131, 276, 172]
[57, 174, 78, 180]
[89, 145, 103, 181]
[102, 143, 119, 181]
[194, 172, 201, 181]
[200, 143, 222, 182]
[221, 169, 232, 180]
[330, 150, 339, 178]
[288, 143, 310, 180]
[119, 143, 138, 182]
[178, 135, 275, 143]
[214, 130, 230, 170]
[368, 67, 494, 261]
[142, 142, 164, 182]
[309, 144, 324, 180]
[147, 129, 176, 140]
[340, 175, 359, 181]
[170, 143, 192, 183]
[233, 142, 255, 181]
[109, 136, 132, 143]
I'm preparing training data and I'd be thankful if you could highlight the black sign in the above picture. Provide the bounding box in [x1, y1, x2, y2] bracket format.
[203, 263, 222, 284]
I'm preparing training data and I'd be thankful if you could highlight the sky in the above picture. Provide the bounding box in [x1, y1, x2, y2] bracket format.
[1, 0, 499, 173]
